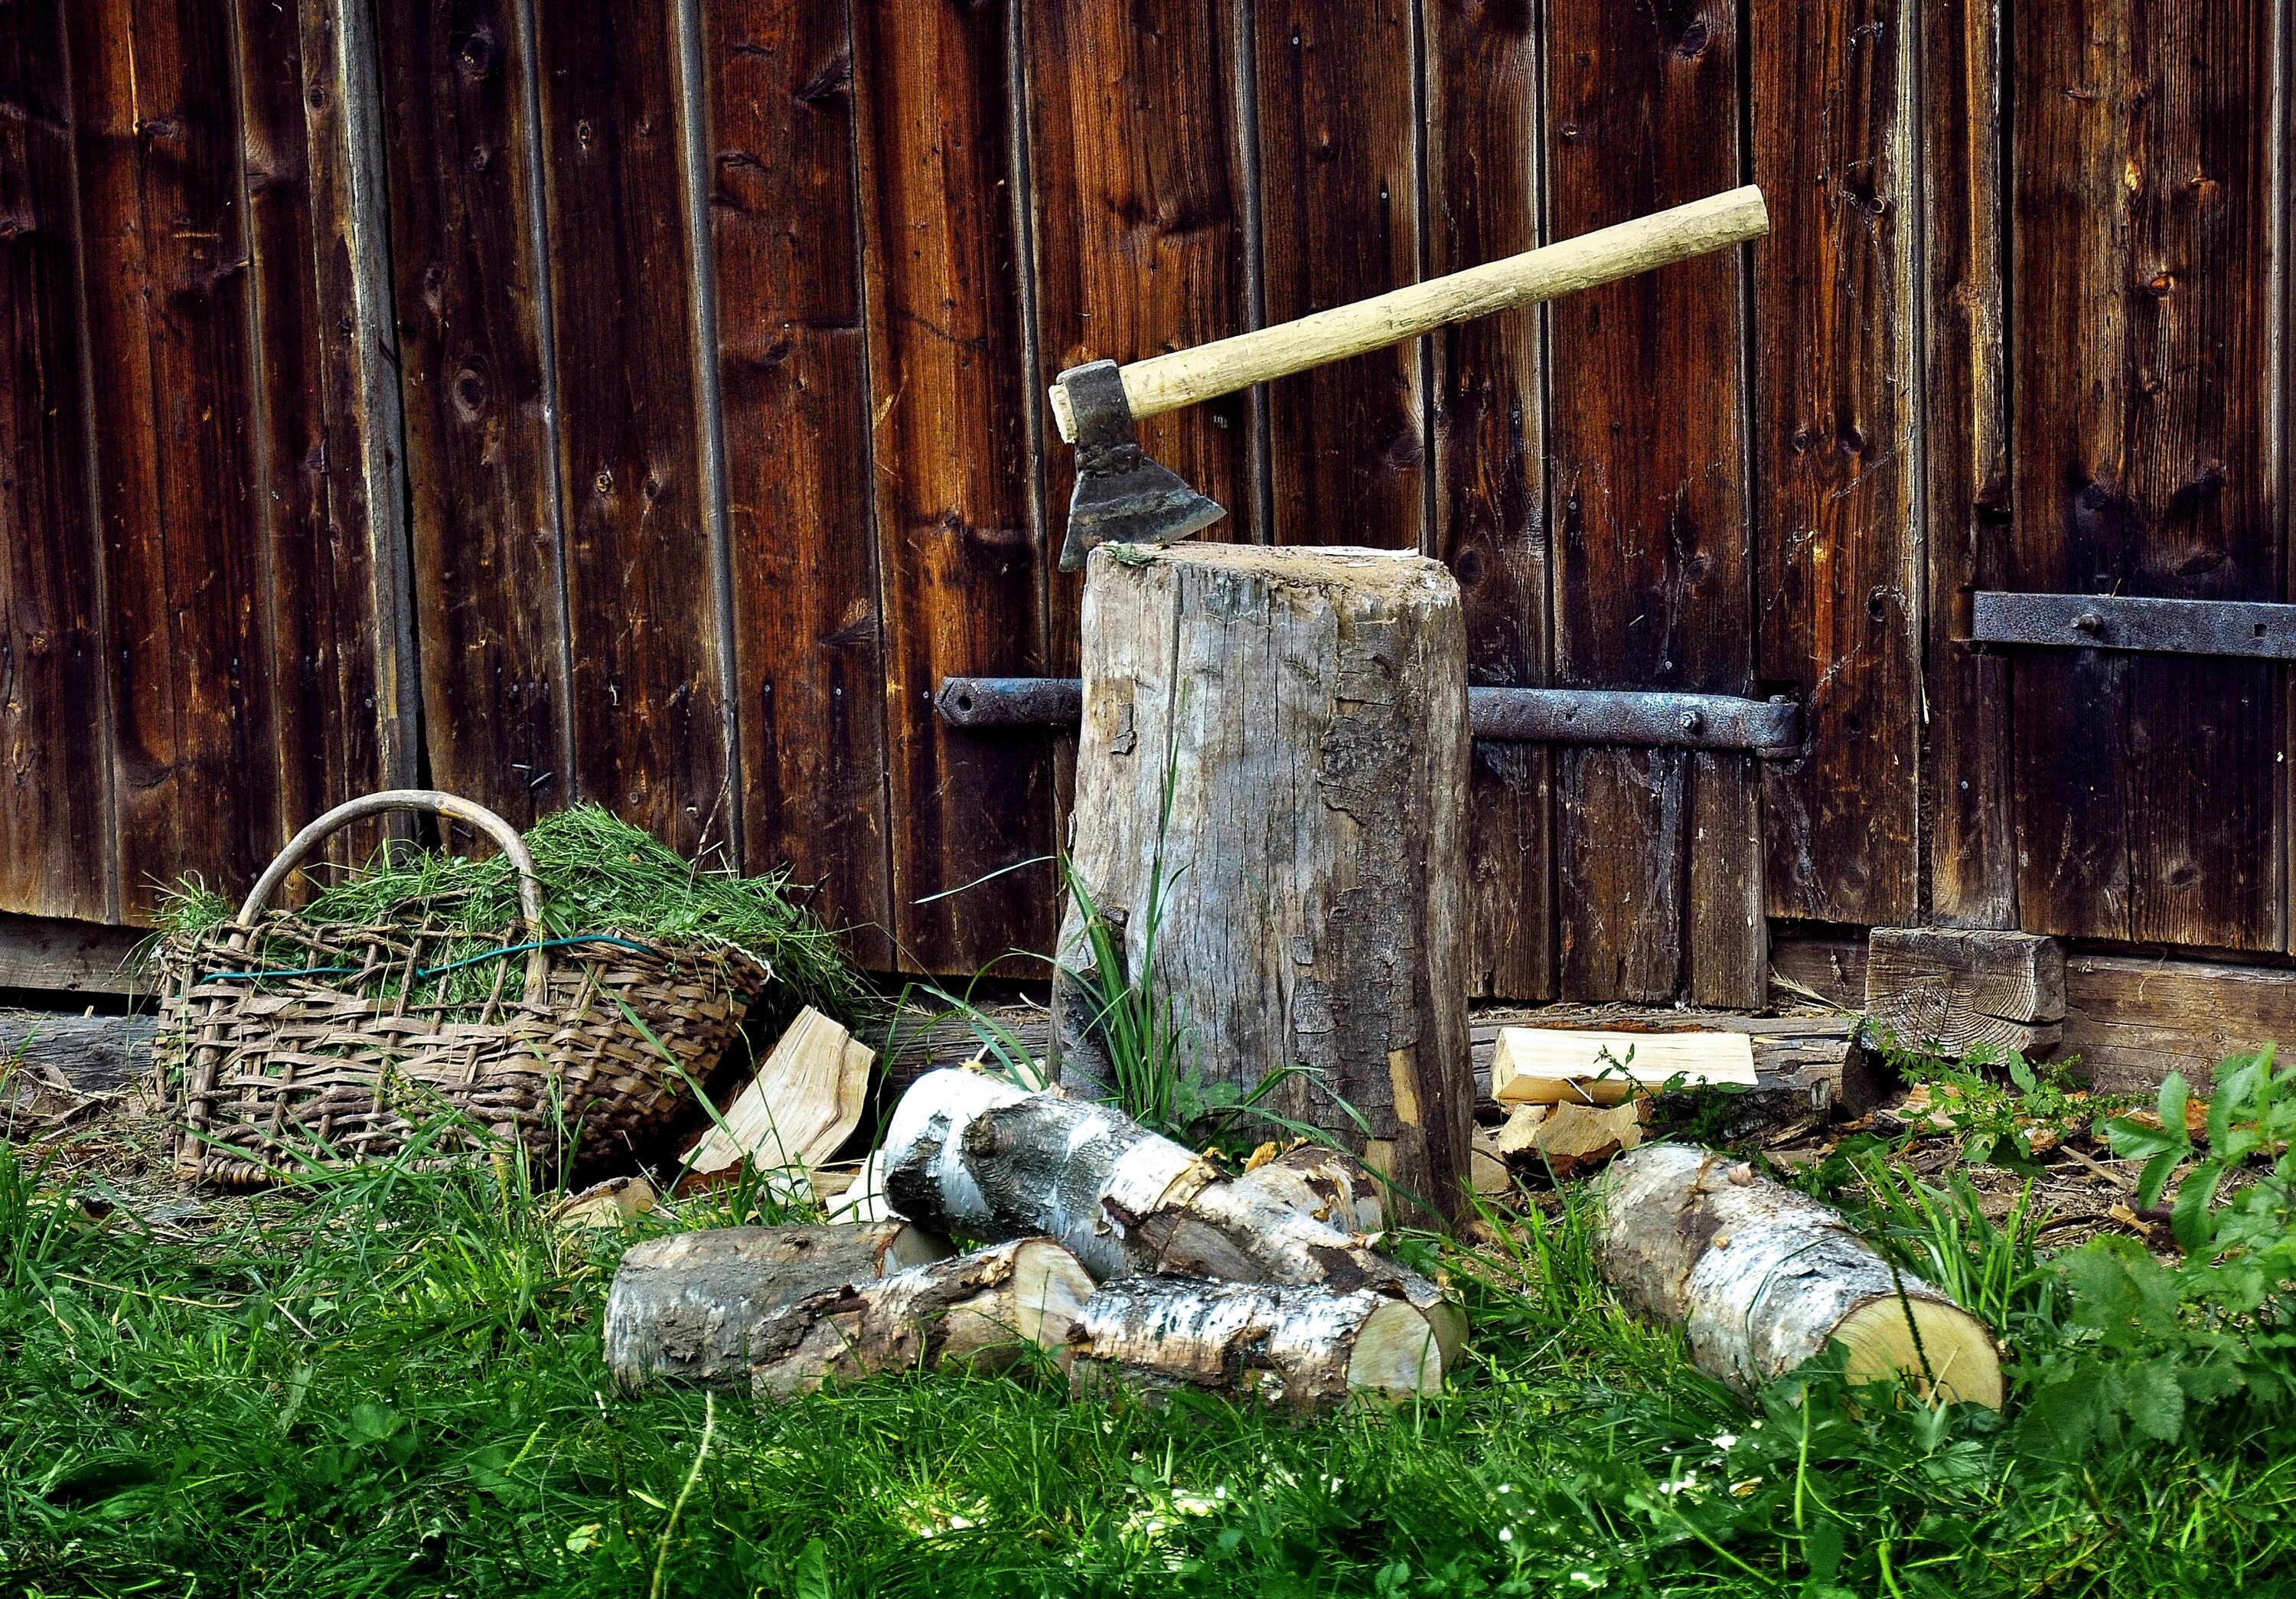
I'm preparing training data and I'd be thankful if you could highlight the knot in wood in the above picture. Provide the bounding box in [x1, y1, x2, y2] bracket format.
[963, 1116, 1016, 1162]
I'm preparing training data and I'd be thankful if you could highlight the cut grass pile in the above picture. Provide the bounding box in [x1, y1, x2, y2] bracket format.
[5, 1135, 2294, 1597]
[152, 804, 863, 1029]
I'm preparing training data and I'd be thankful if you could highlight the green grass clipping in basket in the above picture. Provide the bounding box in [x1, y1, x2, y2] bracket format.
[154, 804, 863, 1028]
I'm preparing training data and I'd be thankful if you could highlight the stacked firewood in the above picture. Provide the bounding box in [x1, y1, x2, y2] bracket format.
[605, 1068, 1459, 1416]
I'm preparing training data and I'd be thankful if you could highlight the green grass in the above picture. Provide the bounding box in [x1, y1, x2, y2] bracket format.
[8, 1137, 2296, 1597]
[152, 804, 863, 1030]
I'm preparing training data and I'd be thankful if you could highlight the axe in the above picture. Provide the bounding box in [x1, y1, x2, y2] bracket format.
[1050, 183, 1769, 569]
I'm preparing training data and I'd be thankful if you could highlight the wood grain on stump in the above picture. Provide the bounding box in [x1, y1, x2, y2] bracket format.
[1057, 545, 1473, 1219]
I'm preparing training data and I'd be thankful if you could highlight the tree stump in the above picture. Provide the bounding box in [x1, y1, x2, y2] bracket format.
[1056, 545, 1473, 1219]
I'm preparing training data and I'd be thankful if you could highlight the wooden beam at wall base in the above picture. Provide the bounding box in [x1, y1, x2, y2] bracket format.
[1775, 932, 2296, 1095]
[1864, 928, 2065, 1059]
[0, 915, 148, 997]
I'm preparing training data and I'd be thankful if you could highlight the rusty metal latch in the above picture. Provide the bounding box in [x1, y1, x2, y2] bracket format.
[936, 677, 1802, 758]
[1970, 592, 2296, 662]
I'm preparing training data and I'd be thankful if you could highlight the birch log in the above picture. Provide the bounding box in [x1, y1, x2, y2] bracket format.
[1594, 1144, 2002, 1407]
[752, 1238, 1097, 1398]
[1068, 1278, 1443, 1415]
[880, 1069, 1463, 1362]
[1057, 544, 1474, 1219]
[1231, 1143, 1384, 1234]
[605, 1221, 950, 1389]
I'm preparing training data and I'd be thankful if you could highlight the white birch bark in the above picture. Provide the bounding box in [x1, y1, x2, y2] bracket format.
[879, 1069, 1465, 1365]
[1594, 1144, 2001, 1407]
[604, 1220, 948, 1389]
[1068, 1277, 1443, 1415]
[752, 1238, 1097, 1398]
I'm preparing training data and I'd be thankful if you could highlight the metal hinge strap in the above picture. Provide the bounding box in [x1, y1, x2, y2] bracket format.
[935, 678, 1800, 757]
[1970, 592, 2296, 661]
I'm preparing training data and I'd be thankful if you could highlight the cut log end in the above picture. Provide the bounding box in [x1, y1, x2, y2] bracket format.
[1001, 1235, 1098, 1352]
[1346, 1298, 1449, 1402]
[1835, 1294, 2004, 1411]
[1595, 1144, 2004, 1408]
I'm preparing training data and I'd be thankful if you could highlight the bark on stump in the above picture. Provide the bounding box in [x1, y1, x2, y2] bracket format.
[1593, 1144, 2003, 1408]
[1057, 544, 1473, 1219]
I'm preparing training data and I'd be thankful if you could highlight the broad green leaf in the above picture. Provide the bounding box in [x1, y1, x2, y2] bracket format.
[1803, 1517, 1844, 1583]
[2007, 1052, 2038, 1095]
[2135, 1149, 2181, 1213]
[2170, 1161, 2226, 1256]
[2102, 1115, 2185, 1165]
[2061, 1241, 2142, 1335]
[2124, 1359, 2186, 1442]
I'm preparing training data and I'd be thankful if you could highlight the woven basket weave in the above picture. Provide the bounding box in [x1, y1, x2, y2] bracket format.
[156, 790, 770, 1188]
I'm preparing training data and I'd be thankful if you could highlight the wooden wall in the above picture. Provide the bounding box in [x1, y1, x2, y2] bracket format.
[0, 0, 2288, 1000]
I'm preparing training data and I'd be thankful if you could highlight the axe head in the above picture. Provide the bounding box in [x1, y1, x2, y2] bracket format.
[1057, 359, 1226, 571]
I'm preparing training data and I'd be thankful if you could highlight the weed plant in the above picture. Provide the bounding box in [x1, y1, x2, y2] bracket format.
[8, 1117, 2296, 1596]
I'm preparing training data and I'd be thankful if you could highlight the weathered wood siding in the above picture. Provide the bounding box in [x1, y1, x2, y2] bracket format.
[2, 0, 2289, 992]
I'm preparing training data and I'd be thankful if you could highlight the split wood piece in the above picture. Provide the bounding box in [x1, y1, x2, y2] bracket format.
[1055, 544, 1475, 1219]
[552, 1174, 657, 1230]
[1779, 933, 2296, 1098]
[681, 1007, 872, 1188]
[1492, 1099, 1646, 1177]
[1068, 1277, 1443, 1416]
[605, 1220, 951, 1389]
[754, 1239, 1097, 1400]
[1594, 1144, 2002, 1408]
[1468, 1136, 1515, 1198]
[1476, 1009, 1893, 1140]
[881, 1069, 1464, 1363]
[1492, 1027, 1756, 1105]
[1864, 928, 2065, 1060]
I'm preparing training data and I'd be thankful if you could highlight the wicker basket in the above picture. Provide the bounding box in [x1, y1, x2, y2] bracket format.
[156, 789, 771, 1187]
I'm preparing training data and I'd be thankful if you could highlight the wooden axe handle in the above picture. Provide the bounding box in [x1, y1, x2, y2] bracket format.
[1049, 183, 1767, 443]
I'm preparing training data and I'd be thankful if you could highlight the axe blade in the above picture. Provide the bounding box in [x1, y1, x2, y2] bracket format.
[1055, 358, 1226, 571]
[1058, 455, 1228, 571]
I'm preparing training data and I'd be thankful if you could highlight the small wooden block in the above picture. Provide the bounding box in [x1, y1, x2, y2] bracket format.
[1864, 928, 2065, 1060]
[684, 1007, 872, 1179]
[1491, 1027, 1757, 1103]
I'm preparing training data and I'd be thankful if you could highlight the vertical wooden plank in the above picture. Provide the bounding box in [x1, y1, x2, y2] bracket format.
[533, 0, 729, 857]
[70, 0, 278, 918]
[0, 0, 110, 920]
[1024, 0, 1255, 622]
[854, 0, 1054, 972]
[1251, 0, 1424, 548]
[1546, 0, 1760, 1004]
[2011, 0, 2282, 948]
[700, 0, 894, 966]
[380, 2, 572, 827]
[232, 0, 400, 869]
[1425, 0, 1553, 1000]
[1919, 0, 2016, 928]
[1749, 0, 1919, 926]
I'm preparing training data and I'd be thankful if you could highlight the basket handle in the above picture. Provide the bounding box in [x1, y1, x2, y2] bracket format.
[235, 789, 552, 998]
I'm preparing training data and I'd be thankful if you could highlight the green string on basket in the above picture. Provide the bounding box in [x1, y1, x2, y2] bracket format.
[191, 933, 656, 988]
